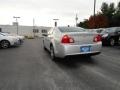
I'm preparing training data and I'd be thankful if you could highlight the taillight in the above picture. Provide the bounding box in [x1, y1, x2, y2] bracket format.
[93, 34, 102, 42]
[61, 35, 74, 43]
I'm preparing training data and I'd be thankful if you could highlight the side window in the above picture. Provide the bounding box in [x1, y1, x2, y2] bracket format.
[116, 29, 120, 32]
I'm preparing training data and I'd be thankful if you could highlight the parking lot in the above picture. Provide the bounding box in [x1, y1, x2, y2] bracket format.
[0, 38, 120, 90]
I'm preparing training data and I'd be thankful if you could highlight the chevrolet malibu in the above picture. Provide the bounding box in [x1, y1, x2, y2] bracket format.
[43, 27, 102, 61]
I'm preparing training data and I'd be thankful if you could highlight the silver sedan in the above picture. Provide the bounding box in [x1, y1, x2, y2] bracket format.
[43, 27, 102, 61]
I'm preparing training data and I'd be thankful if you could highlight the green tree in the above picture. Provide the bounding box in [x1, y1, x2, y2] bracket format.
[77, 19, 88, 28]
[112, 2, 120, 26]
[101, 2, 115, 27]
[116, 2, 120, 13]
[101, 2, 109, 15]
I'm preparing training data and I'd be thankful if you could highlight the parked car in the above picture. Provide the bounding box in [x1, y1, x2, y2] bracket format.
[0, 33, 21, 48]
[96, 28, 106, 34]
[43, 27, 102, 61]
[100, 27, 120, 46]
[10, 33, 25, 43]
[0, 32, 25, 43]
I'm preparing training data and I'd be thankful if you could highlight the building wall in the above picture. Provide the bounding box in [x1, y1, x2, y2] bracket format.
[0, 25, 51, 37]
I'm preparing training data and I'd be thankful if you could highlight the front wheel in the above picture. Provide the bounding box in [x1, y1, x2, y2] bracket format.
[110, 38, 115, 46]
[43, 41, 47, 51]
[118, 37, 120, 45]
[0, 40, 10, 49]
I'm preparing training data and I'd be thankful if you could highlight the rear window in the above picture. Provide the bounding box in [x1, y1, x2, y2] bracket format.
[58, 27, 85, 33]
[101, 28, 116, 33]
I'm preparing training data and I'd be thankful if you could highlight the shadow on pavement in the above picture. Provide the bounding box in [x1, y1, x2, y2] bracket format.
[103, 45, 120, 50]
[54, 56, 96, 69]
[0, 46, 21, 50]
[42, 46, 98, 69]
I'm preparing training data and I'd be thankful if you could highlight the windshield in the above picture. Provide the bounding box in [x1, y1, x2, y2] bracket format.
[0, 33, 13, 36]
[58, 27, 85, 33]
[0, 33, 6, 36]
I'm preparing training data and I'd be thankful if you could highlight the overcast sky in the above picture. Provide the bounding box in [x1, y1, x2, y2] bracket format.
[0, 0, 119, 27]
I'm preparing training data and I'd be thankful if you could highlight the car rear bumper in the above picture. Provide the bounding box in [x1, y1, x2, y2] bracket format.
[65, 52, 101, 57]
[55, 42, 102, 58]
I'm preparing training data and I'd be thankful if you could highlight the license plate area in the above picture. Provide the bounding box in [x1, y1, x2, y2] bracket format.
[80, 46, 91, 52]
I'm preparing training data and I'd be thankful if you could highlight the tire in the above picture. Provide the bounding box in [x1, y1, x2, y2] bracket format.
[43, 41, 47, 51]
[110, 38, 115, 46]
[118, 41, 120, 45]
[50, 45, 57, 61]
[0, 40, 10, 49]
[118, 37, 120, 45]
[43, 46, 47, 51]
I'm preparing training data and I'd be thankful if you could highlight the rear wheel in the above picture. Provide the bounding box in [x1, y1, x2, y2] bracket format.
[110, 38, 115, 46]
[43, 41, 47, 51]
[0, 40, 10, 49]
[50, 45, 57, 61]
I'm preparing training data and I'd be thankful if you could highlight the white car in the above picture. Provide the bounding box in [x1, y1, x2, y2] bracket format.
[10, 34, 25, 43]
[43, 27, 102, 61]
[0, 33, 25, 43]
[0, 33, 21, 48]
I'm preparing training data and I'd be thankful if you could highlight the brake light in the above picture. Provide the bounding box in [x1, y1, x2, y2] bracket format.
[93, 34, 102, 42]
[61, 35, 74, 43]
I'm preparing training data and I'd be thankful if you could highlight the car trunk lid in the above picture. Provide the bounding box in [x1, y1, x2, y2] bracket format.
[62, 32, 98, 45]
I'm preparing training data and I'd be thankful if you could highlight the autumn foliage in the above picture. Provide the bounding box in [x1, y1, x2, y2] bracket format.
[77, 2, 120, 29]
[87, 14, 109, 29]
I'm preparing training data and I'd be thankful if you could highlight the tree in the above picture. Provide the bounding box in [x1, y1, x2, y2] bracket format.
[78, 1, 120, 28]
[109, 3, 116, 15]
[116, 2, 120, 13]
[112, 2, 120, 27]
[77, 19, 88, 28]
[101, 2, 109, 15]
[87, 13, 108, 29]
[101, 2, 116, 27]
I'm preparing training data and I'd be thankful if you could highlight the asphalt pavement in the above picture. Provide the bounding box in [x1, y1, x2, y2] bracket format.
[0, 38, 120, 90]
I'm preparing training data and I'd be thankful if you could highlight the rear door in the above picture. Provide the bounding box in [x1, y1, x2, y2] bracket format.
[44, 28, 54, 50]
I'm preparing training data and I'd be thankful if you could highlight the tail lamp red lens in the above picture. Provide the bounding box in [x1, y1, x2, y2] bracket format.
[61, 35, 74, 43]
[93, 34, 102, 42]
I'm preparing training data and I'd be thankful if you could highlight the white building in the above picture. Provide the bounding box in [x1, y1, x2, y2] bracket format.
[0, 24, 51, 37]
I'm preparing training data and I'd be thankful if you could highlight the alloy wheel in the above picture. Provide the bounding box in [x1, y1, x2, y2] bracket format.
[110, 38, 115, 46]
[0, 40, 10, 49]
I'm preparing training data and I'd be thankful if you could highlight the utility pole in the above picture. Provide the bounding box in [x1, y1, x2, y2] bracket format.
[94, 0, 96, 28]
[53, 19, 59, 27]
[33, 18, 35, 37]
[13, 16, 20, 34]
[75, 14, 78, 27]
